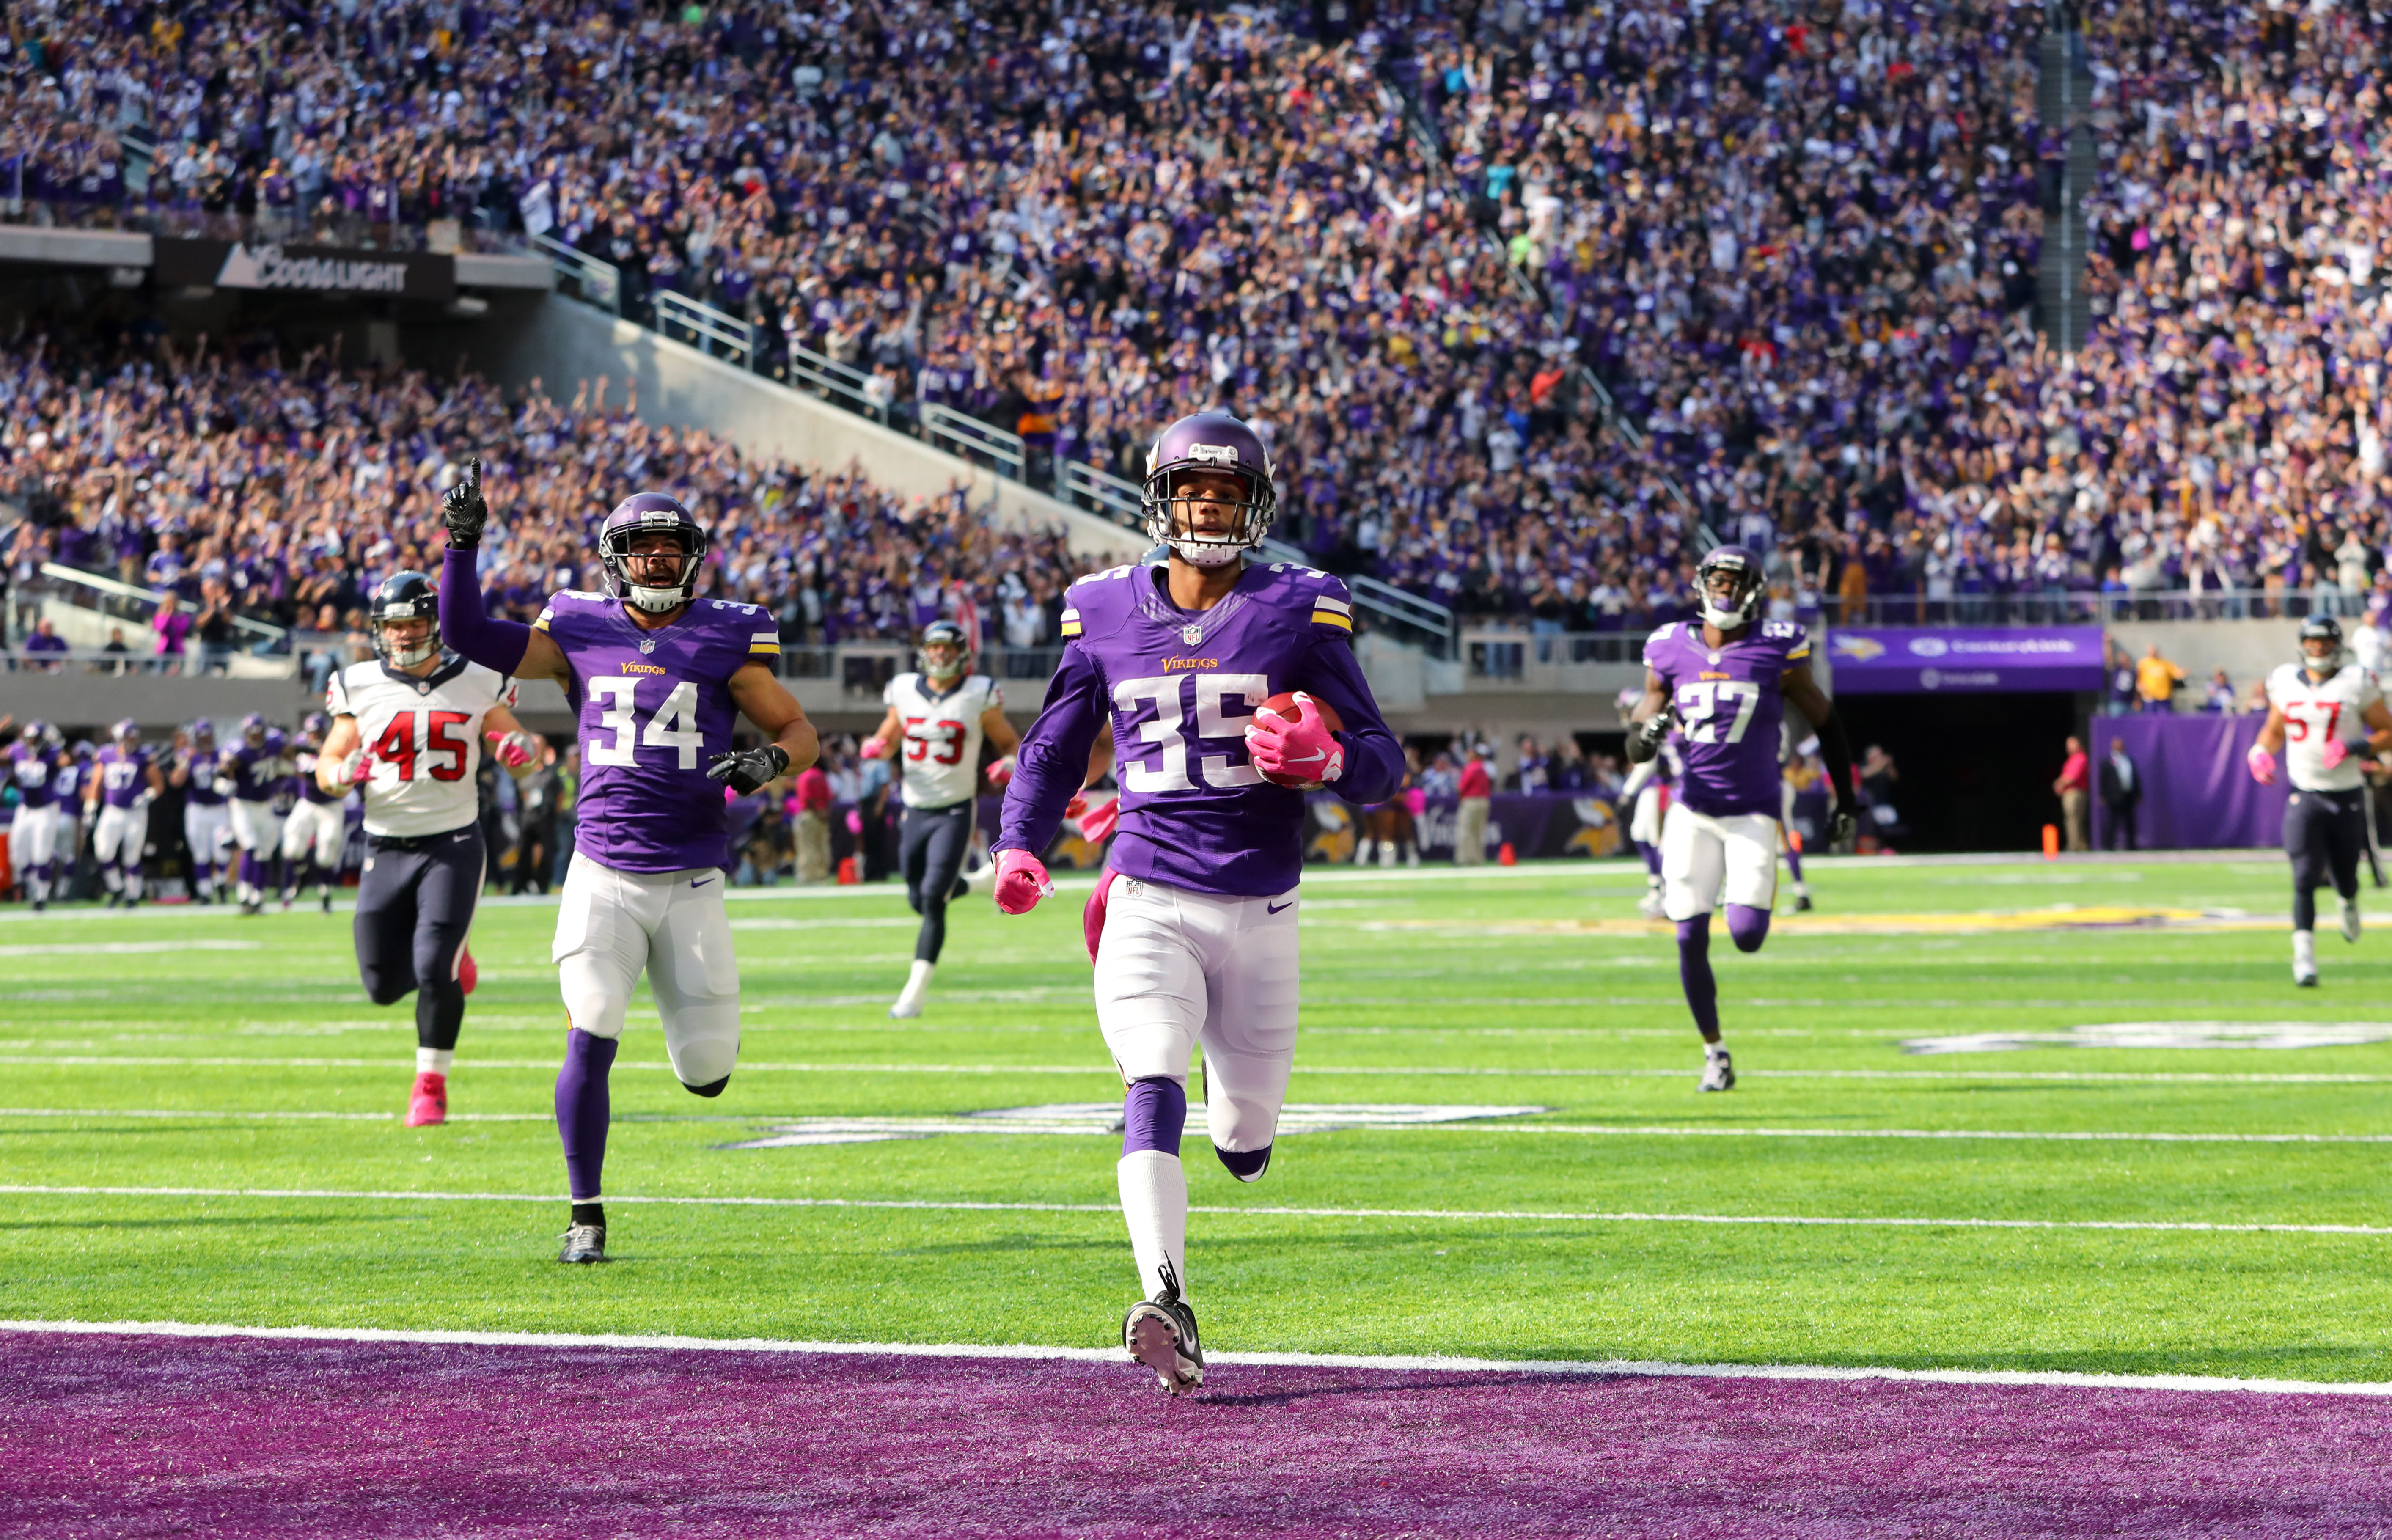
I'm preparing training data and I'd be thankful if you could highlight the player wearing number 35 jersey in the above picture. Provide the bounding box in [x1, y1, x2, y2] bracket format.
[321, 571, 540, 1128]
[438, 463, 819, 1266]
[993, 410, 1402, 1397]
[2247, 614, 2392, 986]
[1629, 545, 1855, 1092]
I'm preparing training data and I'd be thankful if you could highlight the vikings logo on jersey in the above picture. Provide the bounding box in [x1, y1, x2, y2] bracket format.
[1642, 619, 1812, 818]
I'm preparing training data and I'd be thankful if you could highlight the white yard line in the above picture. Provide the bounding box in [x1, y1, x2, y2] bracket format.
[2, 1317, 2383, 1397]
[0, 1182, 2383, 1237]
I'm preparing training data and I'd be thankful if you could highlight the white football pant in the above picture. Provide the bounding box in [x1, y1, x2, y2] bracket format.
[184, 802, 233, 880]
[229, 798, 283, 855]
[552, 852, 742, 1088]
[1630, 784, 1666, 847]
[11, 805, 60, 894]
[281, 800, 345, 870]
[93, 802, 148, 865]
[1095, 877, 1300, 1156]
[1661, 803, 1779, 921]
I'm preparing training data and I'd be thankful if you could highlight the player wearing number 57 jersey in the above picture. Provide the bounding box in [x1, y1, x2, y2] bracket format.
[437, 464, 820, 1266]
[2247, 614, 2392, 986]
[1628, 545, 1856, 1092]
[861, 620, 1023, 1019]
[993, 410, 1402, 1396]
[321, 571, 539, 1128]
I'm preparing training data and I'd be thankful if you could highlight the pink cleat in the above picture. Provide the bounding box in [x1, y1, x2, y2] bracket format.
[458, 947, 478, 996]
[406, 1072, 448, 1127]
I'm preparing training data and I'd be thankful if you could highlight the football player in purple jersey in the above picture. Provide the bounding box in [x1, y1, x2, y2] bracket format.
[6, 721, 68, 910]
[88, 719, 164, 908]
[1626, 545, 1856, 1091]
[436, 459, 819, 1265]
[226, 713, 291, 915]
[992, 410, 1403, 1395]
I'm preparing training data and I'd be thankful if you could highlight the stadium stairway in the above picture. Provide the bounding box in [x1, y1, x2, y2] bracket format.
[2036, 15, 2099, 354]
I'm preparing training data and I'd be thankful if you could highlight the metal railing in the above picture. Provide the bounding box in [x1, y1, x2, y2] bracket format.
[654, 290, 754, 368]
[527, 231, 620, 313]
[1835, 588, 2374, 627]
[1463, 628, 1655, 682]
[1253, 539, 1460, 658]
[787, 341, 887, 420]
[41, 562, 289, 646]
[921, 402, 1026, 480]
[0, 646, 195, 675]
[760, 643, 1067, 687]
[1060, 459, 1144, 531]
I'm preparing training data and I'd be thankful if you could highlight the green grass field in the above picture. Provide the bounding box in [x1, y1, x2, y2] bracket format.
[4, 857, 2387, 1383]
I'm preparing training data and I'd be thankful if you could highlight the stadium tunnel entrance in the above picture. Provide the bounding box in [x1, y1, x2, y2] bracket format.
[1833, 690, 2087, 854]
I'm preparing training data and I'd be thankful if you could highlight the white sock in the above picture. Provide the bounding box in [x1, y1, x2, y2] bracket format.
[1706, 1042, 1730, 1059]
[1117, 1150, 1189, 1302]
[897, 959, 935, 999]
[417, 1048, 455, 1076]
[2293, 930, 2317, 970]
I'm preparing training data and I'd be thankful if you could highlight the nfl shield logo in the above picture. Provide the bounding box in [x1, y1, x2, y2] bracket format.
[1181, 624, 1204, 646]
[638, 638, 657, 654]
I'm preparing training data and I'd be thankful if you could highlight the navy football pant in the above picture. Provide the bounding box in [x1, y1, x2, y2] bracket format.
[2285, 787, 2366, 932]
[900, 799, 974, 963]
[354, 825, 484, 1051]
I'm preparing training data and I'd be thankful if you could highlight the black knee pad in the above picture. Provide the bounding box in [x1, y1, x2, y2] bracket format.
[682, 1074, 731, 1098]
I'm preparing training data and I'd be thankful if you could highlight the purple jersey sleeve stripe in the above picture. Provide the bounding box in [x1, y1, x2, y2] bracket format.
[994, 644, 1108, 857]
[437, 547, 533, 678]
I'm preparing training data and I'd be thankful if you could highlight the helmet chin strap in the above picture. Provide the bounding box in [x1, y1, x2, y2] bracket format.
[626, 583, 686, 612]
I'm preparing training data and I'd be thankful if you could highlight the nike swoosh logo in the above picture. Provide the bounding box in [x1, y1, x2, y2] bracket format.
[691, 876, 715, 888]
[1267, 901, 1293, 915]
[1284, 751, 1326, 765]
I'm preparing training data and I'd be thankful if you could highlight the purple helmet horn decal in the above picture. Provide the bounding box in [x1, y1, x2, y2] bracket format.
[1141, 410, 1277, 568]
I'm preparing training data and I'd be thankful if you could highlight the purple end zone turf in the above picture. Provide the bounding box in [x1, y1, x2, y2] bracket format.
[4, 1332, 2388, 1538]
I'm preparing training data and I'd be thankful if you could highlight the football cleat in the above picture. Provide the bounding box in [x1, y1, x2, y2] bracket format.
[1795, 893, 1814, 912]
[239, 898, 262, 917]
[1636, 888, 1666, 920]
[1699, 1048, 1736, 1092]
[405, 1072, 448, 1126]
[458, 947, 478, 995]
[558, 1223, 608, 1264]
[1123, 1275, 1204, 1396]
[2294, 930, 2319, 987]
[321, 887, 334, 914]
[2340, 898, 2361, 944]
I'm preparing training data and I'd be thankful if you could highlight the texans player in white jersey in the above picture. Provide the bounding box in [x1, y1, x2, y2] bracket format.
[1627, 546, 1856, 1090]
[437, 460, 820, 1265]
[280, 712, 349, 912]
[1615, 685, 1677, 919]
[87, 719, 164, 907]
[993, 410, 1403, 1395]
[319, 571, 541, 1127]
[2248, 614, 2392, 985]
[860, 619, 1021, 1018]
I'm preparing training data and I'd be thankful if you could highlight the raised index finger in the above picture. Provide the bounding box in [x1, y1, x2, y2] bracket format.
[465, 456, 481, 489]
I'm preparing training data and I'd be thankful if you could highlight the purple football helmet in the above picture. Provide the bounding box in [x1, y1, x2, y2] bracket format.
[1141, 410, 1277, 567]
[1693, 544, 1766, 629]
[599, 492, 709, 612]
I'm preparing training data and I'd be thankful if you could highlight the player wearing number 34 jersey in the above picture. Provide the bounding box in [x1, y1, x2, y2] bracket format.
[438, 463, 819, 1267]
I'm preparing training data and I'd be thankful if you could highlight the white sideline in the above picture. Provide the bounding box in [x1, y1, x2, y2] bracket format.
[4, 1055, 2388, 1084]
[2, 1183, 2385, 1237]
[3, 1317, 2385, 1399]
[5, 1108, 2389, 1144]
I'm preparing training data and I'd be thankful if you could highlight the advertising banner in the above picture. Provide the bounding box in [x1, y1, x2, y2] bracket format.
[153, 238, 456, 300]
[1826, 626, 2106, 694]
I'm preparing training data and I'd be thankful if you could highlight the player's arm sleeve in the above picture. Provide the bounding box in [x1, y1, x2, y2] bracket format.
[1301, 628, 1405, 805]
[326, 668, 352, 717]
[437, 546, 532, 676]
[992, 644, 1108, 857]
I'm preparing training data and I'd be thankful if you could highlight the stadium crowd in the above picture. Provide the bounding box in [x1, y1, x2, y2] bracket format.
[6, 0, 2392, 626]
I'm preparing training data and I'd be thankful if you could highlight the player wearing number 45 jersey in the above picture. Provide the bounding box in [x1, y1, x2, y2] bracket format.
[321, 571, 542, 1127]
[861, 620, 1021, 1018]
[2247, 615, 2392, 986]
[437, 461, 819, 1267]
[1628, 545, 1856, 1092]
[994, 410, 1402, 1396]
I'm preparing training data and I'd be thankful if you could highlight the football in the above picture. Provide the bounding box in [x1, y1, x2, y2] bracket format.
[1249, 690, 1345, 790]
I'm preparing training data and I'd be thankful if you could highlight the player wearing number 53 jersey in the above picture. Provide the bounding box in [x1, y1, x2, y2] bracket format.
[321, 571, 539, 1128]
[438, 464, 820, 1266]
[862, 620, 1023, 1019]
[993, 410, 1402, 1396]
[2247, 614, 2392, 986]
[1629, 545, 1856, 1092]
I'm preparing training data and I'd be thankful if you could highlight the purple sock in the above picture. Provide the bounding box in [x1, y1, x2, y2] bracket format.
[1121, 1077, 1186, 1157]
[556, 1029, 618, 1201]
[240, 850, 263, 889]
[1727, 903, 1771, 954]
[1677, 916, 1718, 1040]
[1640, 841, 1663, 877]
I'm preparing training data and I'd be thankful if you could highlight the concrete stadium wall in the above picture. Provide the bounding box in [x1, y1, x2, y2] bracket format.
[2103, 617, 2311, 696]
[400, 295, 1144, 561]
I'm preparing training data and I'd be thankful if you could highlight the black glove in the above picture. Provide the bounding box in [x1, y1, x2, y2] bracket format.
[1627, 704, 1673, 764]
[441, 456, 487, 549]
[707, 743, 790, 795]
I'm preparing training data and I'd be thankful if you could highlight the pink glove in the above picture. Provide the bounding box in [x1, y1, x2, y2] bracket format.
[993, 847, 1054, 914]
[1245, 691, 1343, 786]
[859, 737, 890, 760]
[348, 750, 378, 787]
[2322, 737, 2350, 770]
[1083, 868, 1118, 962]
[1066, 790, 1119, 844]
[2247, 744, 2278, 785]
[485, 729, 535, 770]
[985, 754, 1016, 788]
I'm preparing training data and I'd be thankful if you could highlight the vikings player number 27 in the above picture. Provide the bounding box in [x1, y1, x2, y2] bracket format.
[586, 677, 706, 768]
[1675, 681, 1762, 744]
[1112, 673, 1270, 792]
